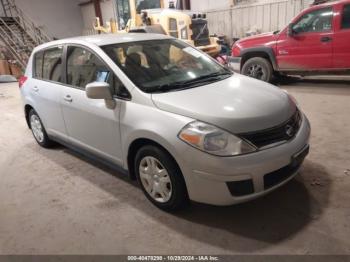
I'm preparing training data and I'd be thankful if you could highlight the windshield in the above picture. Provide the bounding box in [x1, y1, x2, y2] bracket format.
[101, 39, 232, 93]
[136, 0, 161, 13]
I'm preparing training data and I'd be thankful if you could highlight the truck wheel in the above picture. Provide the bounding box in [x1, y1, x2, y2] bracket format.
[242, 57, 273, 82]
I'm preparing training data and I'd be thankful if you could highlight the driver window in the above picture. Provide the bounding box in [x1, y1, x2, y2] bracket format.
[67, 46, 111, 89]
[66, 46, 130, 98]
[292, 7, 333, 34]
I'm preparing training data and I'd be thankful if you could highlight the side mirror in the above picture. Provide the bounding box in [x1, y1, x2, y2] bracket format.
[86, 82, 116, 109]
[287, 23, 295, 37]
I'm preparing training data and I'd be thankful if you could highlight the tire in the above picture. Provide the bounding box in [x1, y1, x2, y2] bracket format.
[29, 109, 55, 148]
[134, 145, 189, 211]
[241, 57, 273, 82]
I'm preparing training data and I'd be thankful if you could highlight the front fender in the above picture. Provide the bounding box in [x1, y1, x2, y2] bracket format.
[240, 47, 278, 71]
[119, 102, 194, 170]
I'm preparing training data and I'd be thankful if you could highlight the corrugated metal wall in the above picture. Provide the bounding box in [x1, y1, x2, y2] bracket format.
[205, 0, 313, 39]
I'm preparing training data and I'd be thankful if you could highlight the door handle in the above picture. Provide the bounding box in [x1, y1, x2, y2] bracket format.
[320, 36, 332, 42]
[32, 86, 39, 92]
[63, 95, 73, 102]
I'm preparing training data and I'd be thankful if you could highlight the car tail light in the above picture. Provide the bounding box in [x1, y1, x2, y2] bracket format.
[19, 76, 28, 88]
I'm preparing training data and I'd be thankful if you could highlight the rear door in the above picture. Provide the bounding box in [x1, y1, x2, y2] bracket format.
[60, 45, 124, 165]
[333, 3, 350, 68]
[30, 46, 67, 139]
[276, 6, 334, 70]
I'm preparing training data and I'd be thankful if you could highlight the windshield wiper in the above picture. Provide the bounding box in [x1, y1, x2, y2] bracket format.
[177, 71, 232, 86]
[149, 71, 232, 93]
[153, 82, 189, 93]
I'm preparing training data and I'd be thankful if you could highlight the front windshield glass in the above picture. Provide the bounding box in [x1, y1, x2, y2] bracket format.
[136, 0, 161, 13]
[102, 39, 232, 93]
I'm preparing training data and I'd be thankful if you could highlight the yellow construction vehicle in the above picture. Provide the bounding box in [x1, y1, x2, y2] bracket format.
[93, 0, 220, 57]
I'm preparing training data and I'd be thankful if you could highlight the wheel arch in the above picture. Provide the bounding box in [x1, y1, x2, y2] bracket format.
[126, 137, 183, 182]
[240, 47, 278, 71]
[24, 104, 34, 128]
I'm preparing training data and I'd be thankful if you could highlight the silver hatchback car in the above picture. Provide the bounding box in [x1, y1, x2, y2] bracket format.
[20, 33, 310, 210]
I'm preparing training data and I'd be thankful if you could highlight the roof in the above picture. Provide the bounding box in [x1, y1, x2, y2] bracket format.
[309, 0, 350, 9]
[291, 0, 349, 21]
[34, 33, 172, 51]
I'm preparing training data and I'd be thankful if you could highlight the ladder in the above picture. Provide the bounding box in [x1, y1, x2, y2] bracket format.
[0, 0, 52, 70]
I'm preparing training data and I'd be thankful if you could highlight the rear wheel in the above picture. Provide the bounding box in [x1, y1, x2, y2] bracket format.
[135, 145, 189, 211]
[242, 57, 273, 82]
[29, 109, 55, 148]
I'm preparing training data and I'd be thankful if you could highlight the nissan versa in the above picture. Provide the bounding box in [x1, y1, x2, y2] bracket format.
[20, 33, 311, 210]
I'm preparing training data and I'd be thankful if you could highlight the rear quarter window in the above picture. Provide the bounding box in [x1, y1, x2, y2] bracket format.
[34, 52, 43, 78]
[341, 4, 350, 29]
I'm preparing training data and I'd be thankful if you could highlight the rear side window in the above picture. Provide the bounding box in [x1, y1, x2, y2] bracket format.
[34, 52, 43, 78]
[341, 4, 350, 29]
[66, 46, 111, 89]
[42, 46, 63, 82]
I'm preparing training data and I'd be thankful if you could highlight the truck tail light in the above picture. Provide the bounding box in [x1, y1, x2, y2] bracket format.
[19, 76, 28, 88]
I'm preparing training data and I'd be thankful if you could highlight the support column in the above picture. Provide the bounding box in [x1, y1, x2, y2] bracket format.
[93, 0, 103, 25]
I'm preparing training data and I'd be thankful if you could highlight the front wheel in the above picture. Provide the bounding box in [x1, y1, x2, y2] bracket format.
[241, 57, 273, 82]
[135, 145, 189, 211]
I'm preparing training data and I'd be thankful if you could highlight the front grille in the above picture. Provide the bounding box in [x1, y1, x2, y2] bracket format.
[191, 19, 210, 46]
[240, 110, 302, 148]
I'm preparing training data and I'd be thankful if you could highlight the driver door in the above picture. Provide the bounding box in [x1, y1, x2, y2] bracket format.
[277, 6, 334, 70]
[60, 45, 124, 166]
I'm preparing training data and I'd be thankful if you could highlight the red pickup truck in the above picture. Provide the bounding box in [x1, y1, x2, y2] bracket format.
[231, 0, 350, 82]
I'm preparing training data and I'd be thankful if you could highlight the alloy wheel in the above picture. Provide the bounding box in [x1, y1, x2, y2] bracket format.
[247, 64, 266, 80]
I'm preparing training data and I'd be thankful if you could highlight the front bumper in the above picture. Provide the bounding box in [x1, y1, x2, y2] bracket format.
[227, 57, 241, 72]
[176, 114, 311, 206]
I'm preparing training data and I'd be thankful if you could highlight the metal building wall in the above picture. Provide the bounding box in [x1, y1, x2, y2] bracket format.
[200, 0, 313, 39]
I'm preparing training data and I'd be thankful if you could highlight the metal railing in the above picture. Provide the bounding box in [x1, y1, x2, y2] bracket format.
[0, 0, 53, 69]
[0, 17, 27, 68]
[3, 0, 52, 45]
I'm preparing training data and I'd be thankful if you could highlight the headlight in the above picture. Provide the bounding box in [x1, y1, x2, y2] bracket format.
[178, 121, 256, 156]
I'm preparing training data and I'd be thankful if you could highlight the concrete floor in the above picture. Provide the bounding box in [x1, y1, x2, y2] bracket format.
[0, 78, 350, 255]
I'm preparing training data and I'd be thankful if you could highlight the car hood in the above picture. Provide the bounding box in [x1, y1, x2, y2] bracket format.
[236, 32, 278, 48]
[151, 74, 296, 134]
